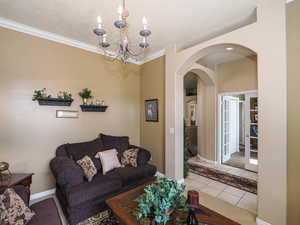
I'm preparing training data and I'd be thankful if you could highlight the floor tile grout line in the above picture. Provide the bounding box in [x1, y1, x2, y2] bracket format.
[235, 192, 246, 206]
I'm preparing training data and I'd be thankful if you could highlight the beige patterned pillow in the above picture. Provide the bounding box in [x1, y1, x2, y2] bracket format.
[77, 156, 97, 182]
[0, 188, 35, 225]
[95, 149, 121, 175]
[121, 148, 139, 167]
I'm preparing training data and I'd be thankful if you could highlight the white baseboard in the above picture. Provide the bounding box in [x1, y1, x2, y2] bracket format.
[197, 154, 217, 164]
[30, 188, 56, 201]
[256, 217, 271, 225]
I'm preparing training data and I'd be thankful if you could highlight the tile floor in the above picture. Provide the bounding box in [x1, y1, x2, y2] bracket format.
[184, 172, 258, 214]
[188, 156, 258, 181]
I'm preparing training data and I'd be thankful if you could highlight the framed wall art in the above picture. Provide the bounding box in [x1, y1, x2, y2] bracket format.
[145, 99, 159, 122]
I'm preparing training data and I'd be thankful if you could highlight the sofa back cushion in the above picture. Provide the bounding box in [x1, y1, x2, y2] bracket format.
[66, 138, 104, 171]
[100, 133, 130, 158]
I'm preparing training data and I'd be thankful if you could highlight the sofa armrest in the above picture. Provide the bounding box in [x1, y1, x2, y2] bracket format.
[50, 156, 84, 187]
[129, 145, 151, 166]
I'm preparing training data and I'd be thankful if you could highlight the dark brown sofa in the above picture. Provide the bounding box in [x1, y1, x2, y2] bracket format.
[50, 134, 157, 225]
[0, 185, 63, 225]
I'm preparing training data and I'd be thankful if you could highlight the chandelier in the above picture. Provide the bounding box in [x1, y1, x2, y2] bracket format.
[93, 0, 152, 64]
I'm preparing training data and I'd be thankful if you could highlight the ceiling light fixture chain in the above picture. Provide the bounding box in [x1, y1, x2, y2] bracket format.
[93, 0, 151, 64]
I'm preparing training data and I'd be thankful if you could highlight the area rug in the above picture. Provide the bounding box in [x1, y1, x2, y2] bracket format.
[77, 210, 120, 225]
[189, 164, 257, 194]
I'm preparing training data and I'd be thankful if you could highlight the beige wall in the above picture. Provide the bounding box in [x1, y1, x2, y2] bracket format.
[287, 1, 300, 224]
[140, 56, 165, 173]
[0, 27, 141, 194]
[217, 57, 257, 93]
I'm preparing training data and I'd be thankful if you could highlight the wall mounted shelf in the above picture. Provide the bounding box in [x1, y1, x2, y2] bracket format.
[80, 105, 108, 112]
[36, 98, 73, 106]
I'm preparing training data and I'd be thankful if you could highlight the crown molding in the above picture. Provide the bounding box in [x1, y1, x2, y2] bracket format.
[141, 49, 166, 64]
[0, 17, 157, 65]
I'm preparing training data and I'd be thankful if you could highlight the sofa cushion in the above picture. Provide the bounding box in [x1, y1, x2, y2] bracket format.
[0, 188, 35, 225]
[66, 139, 104, 171]
[114, 164, 156, 186]
[100, 134, 130, 157]
[65, 173, 122, 207]
[95, 149, 121, 175]
[76, 156, 97, 182]
[28, 198, 63, 225]
[129, 145, 151, 165]
[121, 148, 139, 167]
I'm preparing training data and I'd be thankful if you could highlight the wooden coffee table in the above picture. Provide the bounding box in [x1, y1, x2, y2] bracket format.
[106, 182, 240, 225]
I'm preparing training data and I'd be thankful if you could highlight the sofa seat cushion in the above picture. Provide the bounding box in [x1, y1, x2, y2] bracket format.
[28, 198, 63, 225]
[114, 164, 156, 186]
[65, 173, 122, 207]
[66, 139, 104, 171]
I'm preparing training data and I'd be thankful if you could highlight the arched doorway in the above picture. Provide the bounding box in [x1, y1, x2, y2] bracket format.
[165, 5, 288, 221]
[183, 66, 217, 165]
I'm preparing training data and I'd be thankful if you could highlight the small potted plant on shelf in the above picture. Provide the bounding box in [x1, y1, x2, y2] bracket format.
[79, 88, 92, 105]
[32, 88, 73, 106]
[32, 88, 51, 101]
[137, 177, 188, 225]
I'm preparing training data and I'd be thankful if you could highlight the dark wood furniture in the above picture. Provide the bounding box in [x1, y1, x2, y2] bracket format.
[0, 173, 33, 194]
[106, 182, 240, 225]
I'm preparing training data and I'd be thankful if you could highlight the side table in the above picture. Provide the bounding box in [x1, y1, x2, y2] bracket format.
[0, 173, 34, 195]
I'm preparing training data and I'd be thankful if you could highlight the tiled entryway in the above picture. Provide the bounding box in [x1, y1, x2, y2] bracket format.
[184, 172, 257, 214]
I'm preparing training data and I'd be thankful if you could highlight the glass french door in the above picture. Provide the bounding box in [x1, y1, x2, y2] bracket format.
[245, 92, 258, 172]
[221, 96, 239, 163]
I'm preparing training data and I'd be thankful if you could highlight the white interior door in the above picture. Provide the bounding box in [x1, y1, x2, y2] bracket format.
[245, 92, 258, 172]
[222, 96, 240, 163]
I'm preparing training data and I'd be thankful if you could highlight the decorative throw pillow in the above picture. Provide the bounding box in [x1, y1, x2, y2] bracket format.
[121, 148, 139, 167]
[95, 149, 121, 175]
[77, 156, 97, 182]
[0, 188, 35, 225]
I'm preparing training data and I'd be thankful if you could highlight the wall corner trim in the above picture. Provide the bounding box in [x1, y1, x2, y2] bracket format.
[0, 16, 165, 66]
[30, 188, 56, 201]
[256, 217, 272, 225]
[141, 49, 166, 64]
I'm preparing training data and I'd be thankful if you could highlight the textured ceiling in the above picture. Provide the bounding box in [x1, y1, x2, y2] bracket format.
[0, 0, 257, 57]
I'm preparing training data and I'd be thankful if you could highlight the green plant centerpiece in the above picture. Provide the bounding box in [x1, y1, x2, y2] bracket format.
[137, 177, 188, 225]
[79, 88, 93, 105]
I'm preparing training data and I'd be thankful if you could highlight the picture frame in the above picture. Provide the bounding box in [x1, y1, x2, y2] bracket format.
[145, 99, 159, 122]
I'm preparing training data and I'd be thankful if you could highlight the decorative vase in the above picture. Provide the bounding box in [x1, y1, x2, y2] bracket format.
[187, 208, 198, 225]
[83, 98, 88, 105]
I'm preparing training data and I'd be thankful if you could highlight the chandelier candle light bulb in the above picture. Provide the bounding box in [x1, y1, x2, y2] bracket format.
[142, 16, 148, 30]
[97, 16, 102, 29]
[117, 5, 123, 20]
